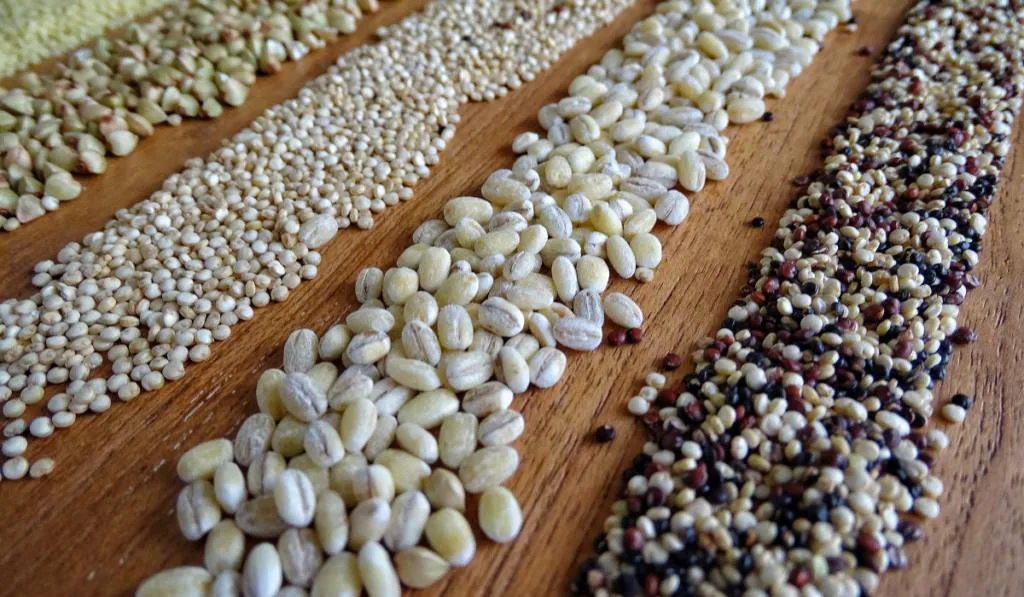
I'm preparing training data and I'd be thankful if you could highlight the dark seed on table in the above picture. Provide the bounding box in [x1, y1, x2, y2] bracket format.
[761, 111, 774, 122]
[951, 393, 973, 409]
[595, 425, 616, 443]
[662, 353, 683, 370]
[951, 326, 977, 344]
[625, 328, 644, 344]
[751, 216, 766, 227]
[607, 329, 627, 346]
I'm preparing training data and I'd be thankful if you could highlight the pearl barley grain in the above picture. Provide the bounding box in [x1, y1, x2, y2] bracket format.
[478, 487, 523, 543]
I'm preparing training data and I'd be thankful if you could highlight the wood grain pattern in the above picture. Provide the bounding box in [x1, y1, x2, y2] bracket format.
[1, 1, 1021, 595]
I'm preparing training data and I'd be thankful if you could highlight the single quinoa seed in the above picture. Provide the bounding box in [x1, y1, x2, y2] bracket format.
[661, 353, 683, 371]
[607, 330, 627, 347]
[625, 328, 644, 344]
[951, 326, 977, 344]
[951, 393, 973, 409]
[595, 425, 616, 443]
[751, 216, 766, 228]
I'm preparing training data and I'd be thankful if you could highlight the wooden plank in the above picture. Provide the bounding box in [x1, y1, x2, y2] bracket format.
[2, 0, 1022, 595]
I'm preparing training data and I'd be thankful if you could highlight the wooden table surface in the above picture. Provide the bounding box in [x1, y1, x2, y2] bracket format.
[2, 1, 1022, 595]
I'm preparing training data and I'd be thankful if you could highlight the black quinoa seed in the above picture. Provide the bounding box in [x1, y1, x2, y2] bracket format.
[951, 393, 973, 409]
[595, 425, 616, 443]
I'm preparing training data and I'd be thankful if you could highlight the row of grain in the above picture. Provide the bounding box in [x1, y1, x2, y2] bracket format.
[574, 0, 1022, 594]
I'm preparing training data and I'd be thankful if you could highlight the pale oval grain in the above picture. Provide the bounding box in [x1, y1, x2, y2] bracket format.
[271, 417, 308, 459]
[401, 321, 442, 366]
[458, 445, 520, 493]
[438, 412, 478, 469]
[357, 542, 401, 597]
[338, 464, 394, 508]
[576, 255, 610, 292]
[327, 369, 374, 411]
[345, 331, 391, 365]
[303, 420, 345, 468]
[552, 316, 603, 351]
[551, 256, 579, 302]
[479, 486, 523, 543]
[397, 389, 459, 430]
[373, 449, 431, 492]
[436, 305, 473, 350]
[339, 398, 378, 453]
[655, 190, 689, 225]
[235, 495, 289, 539]
[478, 297, 525, 337]
[529, 347, 567, 389]
[606, 234, 637, 279]
[425, 508, 476, 567]
[214, 462, 246, 514]
[311, 553, 361, 597]
[394, 547, 450, 589]
[367, 378, 414, 417]
[204, 521, 245, 574]
[248, 452, 287, 496]
[603, 292, 645, 328]
[243, 543, 283, 597]
[289, 455, 329, 498]
[137, 567, 212, 597]
[444, 351, 494, 392]
[348, 498, 392, 549]
[280, 373, 328, 423]
[386, 356, 441, 392]
[209, 571, 242, 597]
[283, 329, 318, 374]
[314, 490, 349, 556]
[395, 422, 439, 463]
[345, 308, 395, 335]
[423, 468, 466, 513]
[630, 233, 662, 269]
[572, 288, 604, 326]
[277, 528, 322, 588]
[178, 438, 233, 483]
[256, 369, 287, 421]
[319, 324, 351, 362]
[383, 490, 431, 552]
[497, 347, 530, 394]
[358, 412, 395, 458]
[478, 409, 525, 446]
[273, 469, 317, 528]
[234, 413, 275, 467]
[177, 480, 222, 541]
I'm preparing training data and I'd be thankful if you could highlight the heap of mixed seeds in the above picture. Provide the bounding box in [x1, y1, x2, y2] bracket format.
[0, 0, 390, 232]
[574, 1, 1021, 595]
[135, 0, 860, 593]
